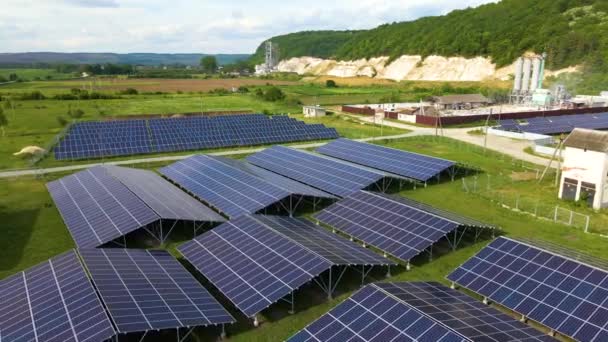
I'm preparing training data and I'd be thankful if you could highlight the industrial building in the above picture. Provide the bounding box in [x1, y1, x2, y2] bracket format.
[559, 128, 608, 209]
[303, 105, 327, 118]
[430, 94, 491, 110]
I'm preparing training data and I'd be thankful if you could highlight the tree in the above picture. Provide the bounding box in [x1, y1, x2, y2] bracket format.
[326, 80, 337, 88]
[8, 73, 18, 81]
[200, 56, 218, 73]
[57, 116, 68, 127]
[0, 108, 7, 137]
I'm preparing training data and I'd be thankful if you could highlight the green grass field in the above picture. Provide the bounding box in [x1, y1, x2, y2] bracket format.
[1, 135, 606, 341]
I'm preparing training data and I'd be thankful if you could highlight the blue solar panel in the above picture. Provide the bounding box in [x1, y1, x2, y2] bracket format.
[252, 215, 394, 266]
[497, 112, 608, 135]
[55, 114, 339, 160]
[47, 166, 160, 248]
[288, 284, 468, 342]
[448, 237, 608, 342]
[317, 139, 455, 182]
[103, 165, 225, 223]
[178, 215, 332, 317]
[246, 146, 387, 197]
[375, 282, 555, 341]
[0, 251, 115, 342]
[315, 191, 492, 263]
[79, 248, 234, 333]
[159, 155, 293, 218]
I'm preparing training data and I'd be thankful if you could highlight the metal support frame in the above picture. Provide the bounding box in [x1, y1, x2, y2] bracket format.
[138, 331, 149, 342]
[176, 327, 195, 342]
[314, 266, 348, 300]
[280, 291, 296, 315]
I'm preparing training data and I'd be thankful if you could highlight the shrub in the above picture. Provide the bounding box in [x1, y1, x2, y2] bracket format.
[326, 79, 337, 88]
[118, 88, 138, 95]
[57, 116, 68, 127]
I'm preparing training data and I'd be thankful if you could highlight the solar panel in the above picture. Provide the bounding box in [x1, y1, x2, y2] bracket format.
[159, 155, 293, 218]
[253, 215, 393, 266]
[103, 165, 225, 223]
[288, 284, 468, 342]
[79, 248, 234, 333]
[246, 146, 386, 197]
[317, 138, 455, 182]
[0, 251, 115, 342]
[375, 282, 554, 341]
[315, 191, 492, 263]
[497, 112, 608, 135]
[47, 166, 160, 248]
[178, 215, 332, 317]
[447, 237, 608, 342]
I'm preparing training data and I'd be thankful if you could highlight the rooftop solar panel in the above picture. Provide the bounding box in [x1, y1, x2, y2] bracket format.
[159, 155, 293, 218]
[447, 237, 608, 342]
[178, 215, 332, 317]
[47, 166, 160, 248]
[375, 282, 554, 341]
[317, 139, 456, 182]
[79, 249, 234, 333]
[0, 251, 115, 342]
[315, 191, 492, 263]
[288, 284, 468, 342]
[103, 165, 225, 223]
[246, 146, 386, 197]
[497, 112, 608, 135]
[252, 215, 394, 266]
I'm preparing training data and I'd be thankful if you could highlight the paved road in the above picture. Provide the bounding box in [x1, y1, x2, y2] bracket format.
[0, 132, 419, 178]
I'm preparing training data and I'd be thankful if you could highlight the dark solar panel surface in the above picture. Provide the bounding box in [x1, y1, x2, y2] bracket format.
[0, 251, 115, 342]
[448, 237, 608, 342]
[79, 249, 234, 333]
[159, 155, 292, 218]
[47, 166, 159, 248]
[288, 284, 468, 342]
[246, 146, 386, 197]
[317, 138, 455, 182]
[104, 165, 225, 223]
[253, 215, 393, 266]
[376, 282, 554, 342]
[178, 215, 332, 317]
[314, 191, 461, 262]
[497, 112, 608, 135]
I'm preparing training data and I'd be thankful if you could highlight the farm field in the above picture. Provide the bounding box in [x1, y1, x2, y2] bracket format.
[1, 135, 606, 341]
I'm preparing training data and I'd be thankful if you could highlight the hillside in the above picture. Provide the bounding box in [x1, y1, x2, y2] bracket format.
[0, 53, 250, 66]
[253, 0, 608, 70]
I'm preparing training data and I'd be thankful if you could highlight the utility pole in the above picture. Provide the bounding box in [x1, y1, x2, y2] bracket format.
[483, 108, 493, 153]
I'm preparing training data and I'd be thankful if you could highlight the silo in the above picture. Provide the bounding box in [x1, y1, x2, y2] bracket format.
[521, 58, 532, 93]
[531, 57, 542, 92]
[513, 57, 523, 93]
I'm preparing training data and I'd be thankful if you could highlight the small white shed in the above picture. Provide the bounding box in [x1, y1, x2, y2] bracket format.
[559, 128, 608, 209]
[303, 106, 327, 118]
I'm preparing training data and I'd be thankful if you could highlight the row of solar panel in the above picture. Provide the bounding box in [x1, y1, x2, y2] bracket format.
[497, 112, 608, 135]
[55, 114, 339, 160]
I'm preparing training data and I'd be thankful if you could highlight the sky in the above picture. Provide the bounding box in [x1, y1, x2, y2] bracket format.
[1, 0, 496, 54]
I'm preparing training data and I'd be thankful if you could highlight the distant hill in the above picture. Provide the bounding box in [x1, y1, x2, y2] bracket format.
[0, 53, 250, 66]
[252, 0, 608, 70]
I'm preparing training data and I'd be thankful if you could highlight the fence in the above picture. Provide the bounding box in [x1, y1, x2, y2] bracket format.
[29, 121, 74, 166]
[461, 174, 591, 233]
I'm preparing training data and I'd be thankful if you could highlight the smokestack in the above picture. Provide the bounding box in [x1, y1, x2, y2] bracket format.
[513, 57, 523, 93]
[521, 58, 532, 93]
[531, 57, 542, 92]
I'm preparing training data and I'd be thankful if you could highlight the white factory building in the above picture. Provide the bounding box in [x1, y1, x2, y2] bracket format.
[559, 128, 608, 209]
[303, 105, 327, 118]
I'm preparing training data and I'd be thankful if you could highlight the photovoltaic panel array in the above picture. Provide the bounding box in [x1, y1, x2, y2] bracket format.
[448, 237, 608, 342]
[0, 251, 115, 342]
[288, 284, 468, 342]
[246, 146, 387, 197]
[497, 112, 608, 135]
[317, 138, 456, 182]
[47, 166, 160, 248]
[178, 215, 333, 317]
[54, 114, 339, 160]
[79, 249, 234, 333]
[252, 215, 394, 266]
[315, 191, 493, 263]
[160, 155, 293, 218]
[375, 282, 554, 342]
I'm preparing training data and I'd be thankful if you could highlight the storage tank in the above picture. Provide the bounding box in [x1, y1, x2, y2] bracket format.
[521, 58, 532, 93]
[513, 57, 523, 93]
[531, 57, 542, 92]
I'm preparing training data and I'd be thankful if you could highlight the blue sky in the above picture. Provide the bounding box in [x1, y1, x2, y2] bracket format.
[1, 0, 496, 53]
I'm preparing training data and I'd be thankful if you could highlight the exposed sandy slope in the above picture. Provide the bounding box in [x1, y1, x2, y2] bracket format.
[277, 55, 578, 82]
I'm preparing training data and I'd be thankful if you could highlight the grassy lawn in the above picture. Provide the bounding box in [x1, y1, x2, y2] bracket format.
[1, 135, 607, 341]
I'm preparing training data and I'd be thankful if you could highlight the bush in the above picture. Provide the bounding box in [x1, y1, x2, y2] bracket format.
[19, 91, 46, 100]
[237, 86, 249, 93]
[57, 116, 68, 127]
[258, 86, 285, 102]
[67, 107, 85, 119]
[209, 88, 230, 95]
[326, 79, 337, 88]
[118, 88, 138, 95]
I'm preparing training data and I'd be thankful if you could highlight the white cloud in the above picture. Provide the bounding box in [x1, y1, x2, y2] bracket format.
[0, 0, 497, 53]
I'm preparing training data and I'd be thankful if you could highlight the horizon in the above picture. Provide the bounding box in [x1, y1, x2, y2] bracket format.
[2, 0, 496, 54]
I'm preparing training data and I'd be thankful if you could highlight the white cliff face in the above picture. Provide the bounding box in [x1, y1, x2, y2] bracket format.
[276, 55, 576, 82]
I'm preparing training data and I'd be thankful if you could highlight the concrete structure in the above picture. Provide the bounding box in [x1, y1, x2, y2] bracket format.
[559, 129, 608, 209]
[303, 106, 327, 118]
[431, 94, 491, 110]
[532, 89, 553, 107]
